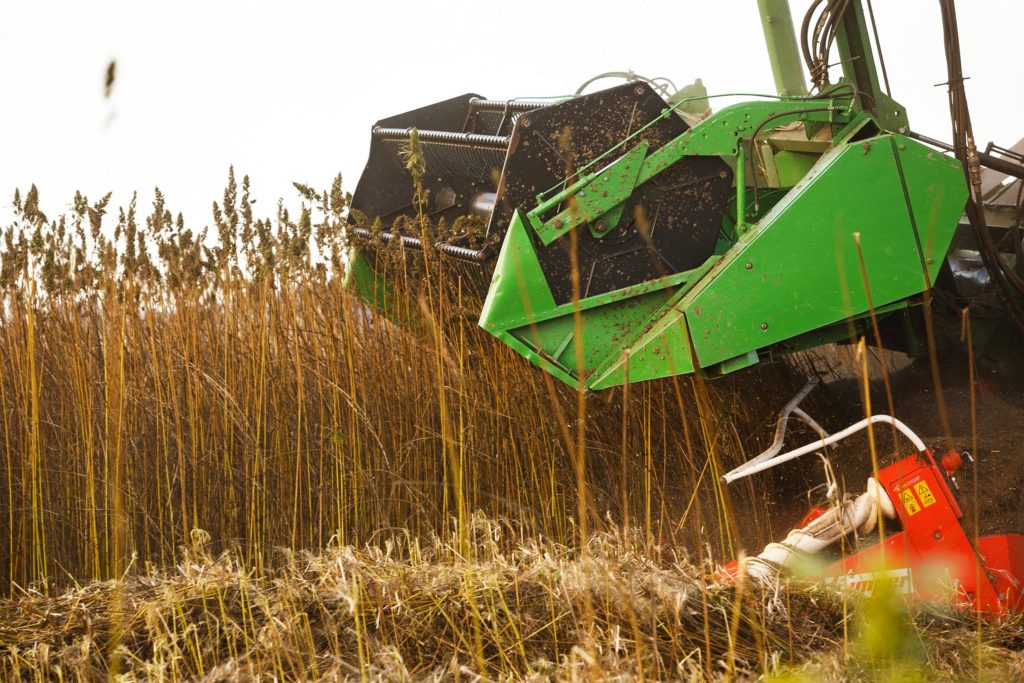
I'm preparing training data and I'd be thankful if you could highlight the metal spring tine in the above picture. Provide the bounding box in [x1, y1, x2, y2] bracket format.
[372, 126, 509, 149]
[381, 138, 505, 183]
[467, 97, 563, 114]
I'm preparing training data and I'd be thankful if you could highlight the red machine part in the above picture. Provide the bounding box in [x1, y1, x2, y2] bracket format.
[826, 449, 1024, 614]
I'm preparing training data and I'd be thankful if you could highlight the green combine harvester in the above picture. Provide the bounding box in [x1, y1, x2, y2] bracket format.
[345, 0, 1024, 390]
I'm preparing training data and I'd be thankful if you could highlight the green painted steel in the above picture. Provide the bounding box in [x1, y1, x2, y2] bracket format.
[345, 4, 970, 392]
[528, 100, 852, 243]
[481, 119, 967, 389]
[530, 140, 649, 245]
[343, 251, 394, 317]
[757, 0, 808, 97]
[479, 211, 557, 333]
[480, 210, 713, 386]
[685, 134, 963, 369]
[771, 150, 818, 187]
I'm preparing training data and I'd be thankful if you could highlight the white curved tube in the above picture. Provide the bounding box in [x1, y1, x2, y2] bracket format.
[723, 414, 926, 484]
[791, 407, 830, 444]
[745, 478, 896, 581]
[739, 378, 823, 472]
[740, 407, 831, 473]
[723, 377, 831, 478]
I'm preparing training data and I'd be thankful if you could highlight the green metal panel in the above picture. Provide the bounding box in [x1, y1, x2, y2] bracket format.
[683, 134, 965, 368]
[478, 215, 580, 386]
[519, 289, 677, 371]
[343, 249, 394, 316]
[488, 328, 580, 387]
[586, 291, 698, 389]
[482, 211, 718, 386]
[891, 135, 968, 281]
[479, 210, 557, 333]
[772, 150, 818, 187]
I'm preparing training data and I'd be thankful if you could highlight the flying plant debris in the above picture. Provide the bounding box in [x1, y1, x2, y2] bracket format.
[104, 59, 116, 98]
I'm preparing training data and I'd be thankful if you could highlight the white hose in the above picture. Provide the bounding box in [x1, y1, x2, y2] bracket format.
[741, 406, 831, 472]
[723, 414, 926, 484]
[744, 478, 896, 581]
[722, 377, 831, 478]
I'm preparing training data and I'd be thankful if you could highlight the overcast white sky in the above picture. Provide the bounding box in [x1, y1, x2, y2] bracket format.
[1, 1, 1021, 226]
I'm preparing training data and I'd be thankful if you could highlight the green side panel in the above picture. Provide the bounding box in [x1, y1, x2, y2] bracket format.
[893, 135, 968, 281]
[493, 288, 681, 387]
[683, 134, 965, 368]
[479, 210, 557, 333]
[344, 248, 393, 315]
[481, 211, 705, 387]
[587, 312, 697, 389]
[488, 329, 579, 387]
[479, 211, 579, 386]
[512, 289, 677, 372]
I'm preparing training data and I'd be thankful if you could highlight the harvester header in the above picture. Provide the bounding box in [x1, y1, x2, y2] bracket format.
[344, 0, 1023, 389]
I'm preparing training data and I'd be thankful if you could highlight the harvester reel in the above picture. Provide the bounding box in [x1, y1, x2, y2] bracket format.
[349, 83, 733, 303]
[496, 83, 733, 304]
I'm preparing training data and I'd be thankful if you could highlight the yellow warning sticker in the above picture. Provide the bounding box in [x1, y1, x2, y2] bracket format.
[900, 489, 921, 516]
[914, 481, 937, 508]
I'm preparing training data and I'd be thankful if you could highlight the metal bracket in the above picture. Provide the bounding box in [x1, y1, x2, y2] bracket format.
[526, 100, 852, 248]
[528, 140, 649, 245]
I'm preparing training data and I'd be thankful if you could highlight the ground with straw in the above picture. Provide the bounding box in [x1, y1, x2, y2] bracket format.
[7, 517, 1024, 681]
